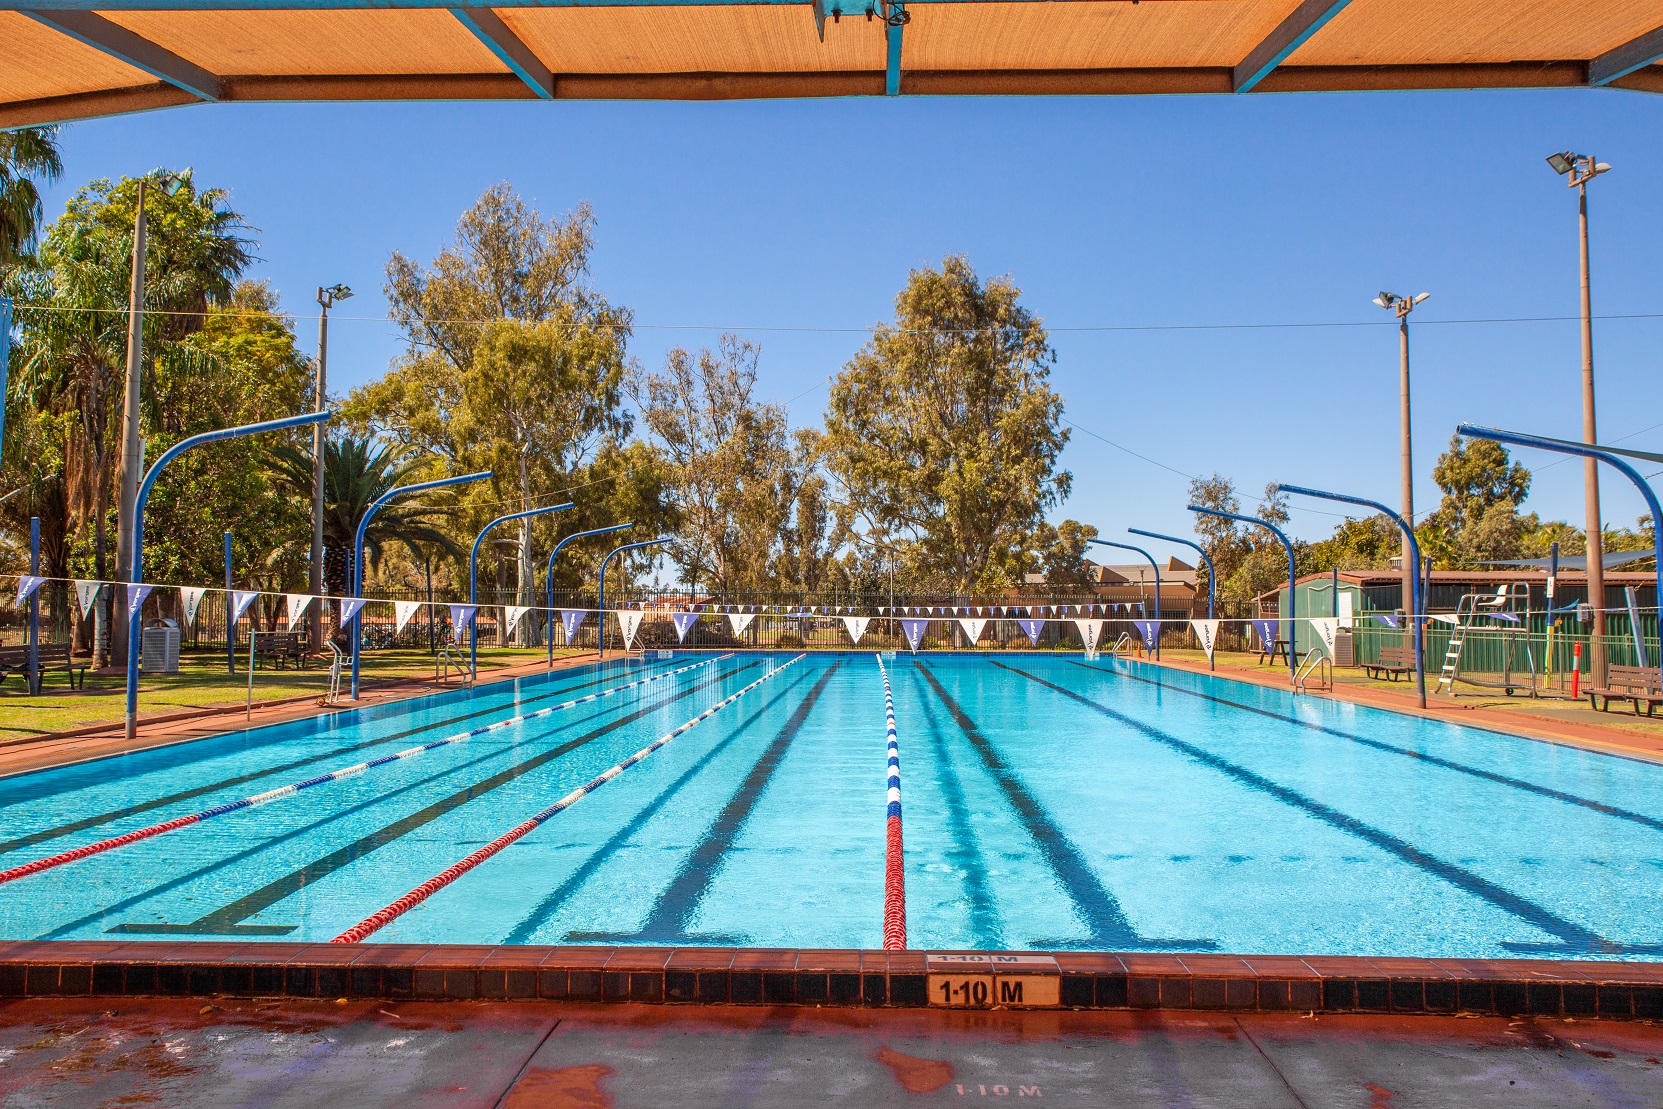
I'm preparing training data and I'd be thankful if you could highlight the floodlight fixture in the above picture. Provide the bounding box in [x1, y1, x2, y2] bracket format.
[1413, 292, 1430, 304]
[149, 168, 189, 196]
[1546, 151, 1575, 175]
[1372, 293, 1393, 309]
[319, 283, 353, 306]
[1547, 152, 1610, 188]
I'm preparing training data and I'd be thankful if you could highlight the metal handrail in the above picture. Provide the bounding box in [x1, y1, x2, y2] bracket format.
[1107, 632, 1133, 655]
[320, 641, 345, 706]
[1294, 647, 1331, 694]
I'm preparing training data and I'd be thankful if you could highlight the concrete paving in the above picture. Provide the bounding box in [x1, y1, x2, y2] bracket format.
[0, 999, 1657, 1107]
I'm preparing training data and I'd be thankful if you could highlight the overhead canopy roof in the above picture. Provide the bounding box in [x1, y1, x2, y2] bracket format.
[5, 0, 1663, 129]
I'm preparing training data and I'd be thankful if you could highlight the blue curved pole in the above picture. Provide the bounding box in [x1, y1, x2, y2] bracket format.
[1088, 537, 1162, 658]
[351, 469, 491, 699]
[1129, 527, 1215, 670]
[1273, 484, 1427, 709]
[545, 522, 635, 666]
[126, 409, 331, 739]
[1190, 504, 1298, 684]
[469, 501, 574, 676]
[1457, 423, 1663, 675]
[596, 537, 668, 659]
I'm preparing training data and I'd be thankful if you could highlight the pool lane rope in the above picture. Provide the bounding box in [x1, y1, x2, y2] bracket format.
[878, 654, 906, 950]
[330, 652, 808, 944]
[0, 654, 731, 887]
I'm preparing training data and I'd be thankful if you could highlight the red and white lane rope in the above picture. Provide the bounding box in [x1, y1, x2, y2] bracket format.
[878, 654, 907, 950]
[0, 654, 729, 887]
[331, 652, 808, 943]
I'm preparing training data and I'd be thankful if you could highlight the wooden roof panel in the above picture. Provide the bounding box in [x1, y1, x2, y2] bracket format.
[0, 11, 156, 101]
[1290, 0, 1663, 65]
[101, 9, 509, 76]
[904, 0, 1297, 71]
[499, 5, 887, 74]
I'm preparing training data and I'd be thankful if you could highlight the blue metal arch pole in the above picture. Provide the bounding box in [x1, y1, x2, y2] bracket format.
[0, 298, 11, 465]
[1457, 423, 1663, 674]
[1129, 527, 1215, 670]
[596, 537, 667, 660]
[1088, 537, 1162, 658]
[126, 409, 332, 739]
[1189, 504, 1299, 684]
[545, 521, 635, 666]
[1273, 483, 1427, 709]
[469, 501, 574, 676]
[350, 469, 491, 699]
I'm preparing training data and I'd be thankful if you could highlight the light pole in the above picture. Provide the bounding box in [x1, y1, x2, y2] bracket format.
[1547, 150, 1613, 682]
[1373, 290, 1429, 634]
[310, 283, 351, 653]
[112, 169, 187, 670]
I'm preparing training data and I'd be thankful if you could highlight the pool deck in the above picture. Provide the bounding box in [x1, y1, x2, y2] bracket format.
[0, 996, 1656, 1107]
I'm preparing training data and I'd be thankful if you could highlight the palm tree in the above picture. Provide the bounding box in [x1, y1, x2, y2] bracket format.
[0, 127, 61, 268]
[269, 434, 462, 597]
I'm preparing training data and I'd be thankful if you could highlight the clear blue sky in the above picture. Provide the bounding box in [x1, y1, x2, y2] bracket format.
[37, 87, 1663, 556]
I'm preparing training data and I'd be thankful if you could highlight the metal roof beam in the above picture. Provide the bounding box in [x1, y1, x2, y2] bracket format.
[884, 0, 906, 95]
[1589, 24, 1663, 87]
[450, 7, 553, 98]
[1233, 0, 1352, 93]
[24, 10, 222, 100]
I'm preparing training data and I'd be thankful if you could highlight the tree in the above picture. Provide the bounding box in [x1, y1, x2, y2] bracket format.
[0, 127, 61, 268]
[1301, 514, 1398, 574]
[821, 256, 1068, 592]
[1423, 434, 1536, 565]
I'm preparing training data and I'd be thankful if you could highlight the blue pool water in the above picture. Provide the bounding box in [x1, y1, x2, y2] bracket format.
[0, 651, 1659, 958]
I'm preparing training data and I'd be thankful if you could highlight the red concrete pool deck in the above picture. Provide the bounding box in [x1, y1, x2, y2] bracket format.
[0, 996, 1656, 1107]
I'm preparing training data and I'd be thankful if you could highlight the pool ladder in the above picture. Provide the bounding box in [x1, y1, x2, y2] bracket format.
[435, 643, 474, 689]
[1294, 647, 1331, 694]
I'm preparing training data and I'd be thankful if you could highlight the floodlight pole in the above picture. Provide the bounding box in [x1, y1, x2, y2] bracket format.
[545, 522, 635, 666]
[1273, 484, 1427, 708]
[469, 501, 574, 675]
[126, 409, 332, 740]
[1088, 537, 1162, 659]
[350, 469, 491, 699]
[1129, 527, 1214, 669]
[1189, 504, 1298, 684]
[596, 538, 667, 659]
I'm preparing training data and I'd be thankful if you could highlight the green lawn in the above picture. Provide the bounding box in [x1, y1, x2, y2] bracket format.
[0, 647, 589, 743]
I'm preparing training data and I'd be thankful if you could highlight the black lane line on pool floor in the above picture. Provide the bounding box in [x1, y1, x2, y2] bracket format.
[915, 660, 1213, 952]
[499, 666, 818, 944]
[104, 659, 763, 937]
[1067, 659, 1663, 836]
[569, 661, 844, 945]
[0, 658, 670, 858]
[992, 660, 1623, 955]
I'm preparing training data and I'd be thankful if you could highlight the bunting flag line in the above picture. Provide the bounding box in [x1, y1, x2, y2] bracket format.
[1372, 613, 1401, 629]
[727, 612, 755, 636]
[616, 609, 643, 651]
[1190, 618, 1221, 662]
[1018, 618, 1044, 646]
[843, 615, 869, 644]
[672, 612, 698, 643]
[126, 583, 154, 615]
[13, 576, 45, 607]
[1250, 619, 1279, 650]
[957, 617, 986, 644]
[285, 594, 315, 633]
[900, 618, 928, 653]
[338, 598, 368, 624]
[450, 604, 478, 634]
[1132, 620, 1160, 651]
[1308, 617, 1339, 660]
[177, 585, 205, 628]
[1074, 618, 1104, 660]
[559, 609, 587, 643]
[76, 580, 103, 619]
[395, 600, 423, 634]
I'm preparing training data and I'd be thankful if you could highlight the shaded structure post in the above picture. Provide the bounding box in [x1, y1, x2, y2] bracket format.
[468, 501, 573, 676]
[1130, 526, 1216, 670]
[1088, 537, 1162, 659]
[224, 531, 234, 674]
[1189, 504, 1298, 684]
[28, 517, 40, 695]
[1273, 483, 1426, 709]
[0, 298, 11, 461]
[596, 537, 667, 660]
[545, 522, 634, 666]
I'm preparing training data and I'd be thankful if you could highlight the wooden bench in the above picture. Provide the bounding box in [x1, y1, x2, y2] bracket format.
[253, 632, 307, 670]
[0, 643, 88, 690]
[1364, 645, 1417, 682]
[1585, 665, 1663, 716]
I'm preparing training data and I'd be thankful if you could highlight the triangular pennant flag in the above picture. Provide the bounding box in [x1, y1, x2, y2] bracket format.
[338, 597, 368, 624]
[178, 585, 206, 628]
[727, 612, 755, 636]
[450, 604, 478, 632]
[560, 609, 587, 642]
[1132, 620, 1160, 651]
[76, 580, 104, 619]
[285, 593, 315, 633]
[505, 605, 531, 638]
[1074, 618, 1104, 658]
[1431, 613, 1461, 625]
[14, 575, 46, 607]
[957, 617, 986, 644]
[230, 590, 260, 623]
[1372, 613, 1401, 629]
[900, 618, 928, 653]
[843, 615, 870, 644]
[1250, 619, 1278, 649]
[1190, 618, 1222, 662]
[1018, 618, 1045, 646]
[672, 611, 698, 642]
[395, 600, 422, 634]
[127, 582, 155, 614]
[616, 609, 643, 650]
[1308, 617, 1339, 659]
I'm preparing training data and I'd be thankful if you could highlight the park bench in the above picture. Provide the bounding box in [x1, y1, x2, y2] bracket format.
[1364, 645, 1417, 682]
[1585, 665, 1663, 717]
[253, 633, 307, 670]
[0, 643, 88, 690]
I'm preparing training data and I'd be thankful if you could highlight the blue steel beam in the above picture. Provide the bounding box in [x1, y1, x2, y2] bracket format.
[883, 0, 906, 96]
[1232, 0, 1352, 93]
[450, 7, 554, 98]
[1590, 24, 1663, 86]
[1190, 504, 1299, 683]
[469, 500, 574, 675]
[1088, 537, 1161, 659]
[24, 10, 223, 100]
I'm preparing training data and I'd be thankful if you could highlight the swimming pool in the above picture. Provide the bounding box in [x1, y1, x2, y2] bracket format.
[0, 651, 1659, 959]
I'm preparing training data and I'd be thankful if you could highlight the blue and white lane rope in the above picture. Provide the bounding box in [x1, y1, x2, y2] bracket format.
[878, 654, 907, 950]
[333, 652, 809, 942]
[0, 653, 731, 886]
